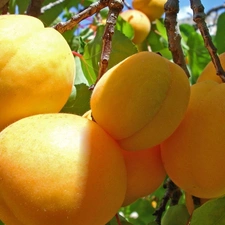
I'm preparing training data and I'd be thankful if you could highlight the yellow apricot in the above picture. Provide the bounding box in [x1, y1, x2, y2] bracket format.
[0, 113, 127, 225]
[91, 51, 190, 151]
[122, 145, 166, 206]
[161, 80, 225, 198]
[120, 9, 151, 44]
[132, 0, 167, 22]
[197, 53, 225, 83]
[0, 14, 75, 131]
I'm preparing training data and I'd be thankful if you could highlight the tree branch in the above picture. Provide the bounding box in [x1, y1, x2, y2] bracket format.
[27, 0, 45, 17]
[190, 0, 225, 82]
[153, 178, 181, 225]
[53, 0, 110, 33]
[93, 0, 124, 87]
[164, 0, 190, 78]
[0, 0, 9, 14]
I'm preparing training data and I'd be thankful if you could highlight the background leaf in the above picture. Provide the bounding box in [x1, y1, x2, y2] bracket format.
[81, 25, 138, 85]
[191, 197, 225, 225]
[214, 12, 225, 54]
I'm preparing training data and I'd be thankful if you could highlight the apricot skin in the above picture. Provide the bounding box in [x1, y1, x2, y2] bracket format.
[197, 53, 225, 83]
[122, 145, 166, 206]
[132, 0, 167, 22]
[0, 114, 127, 225]
[120, 9, 151, 44]
[0, 14, 75, 131]
[161, 80, 225, 198]
[91, 51, 190, 151]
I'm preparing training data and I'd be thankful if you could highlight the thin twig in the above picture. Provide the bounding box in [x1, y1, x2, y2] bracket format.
[206, 4, 225, 16]
[54, 0, 110, 33]
[164, 0, 190, 78]
[41, 0, 65, 14]
[153, 178, 180, 225]
[123, 0, 132, 9]
[190, 0, 225, 82]
[93, 0, 124, 87]
[27, 0, 45, 17]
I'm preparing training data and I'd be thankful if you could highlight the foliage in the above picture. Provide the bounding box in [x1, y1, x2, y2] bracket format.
[2, 0, 225, 225]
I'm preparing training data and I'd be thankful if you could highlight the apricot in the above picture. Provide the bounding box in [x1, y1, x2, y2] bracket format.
[81, 110, 166, 206]
[132, 0, 167, 22]
[122, 145, 166, 206]
[120, 9, 151, 44]
[197, 53, 225, 83]
[161, 80, 225, 198]
[91, 51, 190, 151]
[0, 113, 127, 225]
[0, 14, 75, 131]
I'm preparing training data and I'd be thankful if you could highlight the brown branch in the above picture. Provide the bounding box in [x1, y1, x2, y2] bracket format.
[190, 0, 225, 82]
[0, 0, 9, 14]
[153, 178, 181, 225]
[206, 4, 225, 17]
[53, 0, 110, 33]
[27, 0, 45, 17]
[93, 0, 124, 87]
[41, 0, 65, 14]
[164, 0, 190, 78]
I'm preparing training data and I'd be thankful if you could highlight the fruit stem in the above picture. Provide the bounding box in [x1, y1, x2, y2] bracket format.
[115, 213, 122, 225]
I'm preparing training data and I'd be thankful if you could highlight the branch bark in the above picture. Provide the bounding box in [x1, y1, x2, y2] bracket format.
[190, 0, 225, 82]
[164, 0, 190, 78]
[27, 0, 45, 17]
[153, 178, 181, 225]
[93, 0, 124, 87]
[54, 0, 110, 33]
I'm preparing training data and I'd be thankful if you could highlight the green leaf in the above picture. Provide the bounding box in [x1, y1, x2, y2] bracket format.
[39, 0, 75, 26]
[106, 214, 134, 225]
[81, 25, 138, 85]
[116, 16, 134, 40]
[161, 204, 190, 225]
[179, 24, 196, 43]
[9, 0, 29, 13]
[214, 12, 225, 54]
[186, 31, 211, 84]
[120, 198, 156, 225]
[60, 83, 91, 115]
[0, 220, 4, 225]
[147, 23, 172, 60]
[190, 197, 225, 225]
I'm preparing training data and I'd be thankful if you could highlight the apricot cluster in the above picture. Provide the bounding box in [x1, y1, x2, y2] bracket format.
[161, 53, 225, 199]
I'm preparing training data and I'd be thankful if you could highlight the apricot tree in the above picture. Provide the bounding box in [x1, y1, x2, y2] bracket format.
[1, 0, 225, 225]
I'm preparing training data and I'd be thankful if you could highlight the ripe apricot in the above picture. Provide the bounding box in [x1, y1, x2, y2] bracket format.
[0, 14, 75, 131]
[197, 53, 225, 83]
[132, 0, 167, 22]
[120, 9, 151, 44]
[82, 111, 166, 207]
[122, 145, 166, 206]
[0, 114, 127, 225]
[91, 51, 190, 151]
[161, 80, 225, 198]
